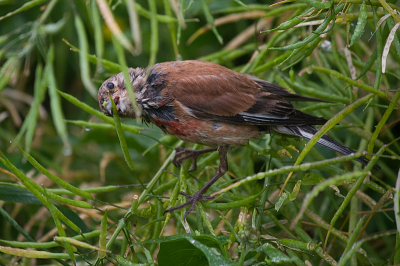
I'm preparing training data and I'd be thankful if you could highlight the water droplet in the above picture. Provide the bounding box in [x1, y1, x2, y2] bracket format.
[321, 40, 332, 52]
[63, 143, 73, 156]
[85, 128, 90, 131]
[190, 240, 195, 244]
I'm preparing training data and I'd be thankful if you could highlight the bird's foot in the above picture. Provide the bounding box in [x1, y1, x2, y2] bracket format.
[173, 147, 217, 171]
[166, 146, 228, 219]
[164, 191, 216, 219]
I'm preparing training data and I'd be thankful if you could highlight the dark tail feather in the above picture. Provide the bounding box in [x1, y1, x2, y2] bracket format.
[273, 125, 380, 170]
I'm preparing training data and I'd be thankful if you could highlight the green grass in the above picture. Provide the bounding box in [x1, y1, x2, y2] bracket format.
[0, 0, 399, 265]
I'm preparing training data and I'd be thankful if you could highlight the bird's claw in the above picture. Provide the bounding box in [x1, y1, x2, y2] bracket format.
[164, 191, 216, 219]
[172, 147, 197, 171]
[172, 147, 217, 172]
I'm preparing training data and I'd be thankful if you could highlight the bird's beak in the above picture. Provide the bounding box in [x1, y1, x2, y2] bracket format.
[100, 93, 134, 118]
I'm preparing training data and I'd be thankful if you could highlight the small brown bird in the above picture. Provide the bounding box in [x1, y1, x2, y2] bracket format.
[98, 60, 377, 218]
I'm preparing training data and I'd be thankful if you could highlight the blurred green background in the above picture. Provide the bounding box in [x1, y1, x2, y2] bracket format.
[0, 0, 399, 265]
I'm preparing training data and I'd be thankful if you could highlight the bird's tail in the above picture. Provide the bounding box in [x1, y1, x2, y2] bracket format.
[272, 125, 380, 170]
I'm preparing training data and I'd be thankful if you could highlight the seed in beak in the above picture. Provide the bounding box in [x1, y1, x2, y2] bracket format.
[113, 95, 120, 105]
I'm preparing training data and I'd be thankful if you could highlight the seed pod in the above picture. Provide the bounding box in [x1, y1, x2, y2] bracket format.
[350, 1, 368, 47]
[297, 0, 331, 10]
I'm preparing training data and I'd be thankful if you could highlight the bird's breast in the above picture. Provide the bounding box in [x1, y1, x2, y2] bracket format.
[151, 116, 262, 147]
[152, 118, 199, 137]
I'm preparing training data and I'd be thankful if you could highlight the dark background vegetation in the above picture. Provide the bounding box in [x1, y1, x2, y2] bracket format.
[0, 0, 399, 265]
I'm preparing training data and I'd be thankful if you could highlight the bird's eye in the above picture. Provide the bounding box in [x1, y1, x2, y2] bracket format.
[106, 83, 115, 90]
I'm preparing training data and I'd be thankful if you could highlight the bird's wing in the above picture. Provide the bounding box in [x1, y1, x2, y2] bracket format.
[187, 91, 327, 126]
[166, 73, 258, 117]
[246, 75, 330, 103]
[151, 61, 326, 126]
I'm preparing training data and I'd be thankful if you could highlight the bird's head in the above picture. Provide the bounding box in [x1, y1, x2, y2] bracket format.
[98, 67, 147, 118]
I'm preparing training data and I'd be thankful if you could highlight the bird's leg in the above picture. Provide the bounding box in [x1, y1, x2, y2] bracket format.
[165, 146, 228, 219]
[173, 147, 218, 172]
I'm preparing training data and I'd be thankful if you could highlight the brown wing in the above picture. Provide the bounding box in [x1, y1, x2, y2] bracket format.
[151, 60, 258, 116]
[149, 60, 326, 126]
[246, 75, 331, 103]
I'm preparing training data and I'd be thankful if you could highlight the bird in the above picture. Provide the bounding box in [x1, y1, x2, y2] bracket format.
[98, 60, 378, 218]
